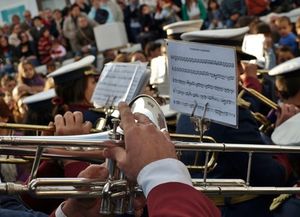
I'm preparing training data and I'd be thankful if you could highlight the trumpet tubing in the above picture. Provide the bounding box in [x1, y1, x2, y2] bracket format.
[0, 123, 101, 133]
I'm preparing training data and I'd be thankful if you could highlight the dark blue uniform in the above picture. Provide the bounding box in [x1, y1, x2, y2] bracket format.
[272, 196, 300, 217]
[176, 107, 287, 217]
[0, 195, 47, 217]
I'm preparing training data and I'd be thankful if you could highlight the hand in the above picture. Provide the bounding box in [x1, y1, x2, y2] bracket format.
[62, 164, 108, 217]
[240, 61, 258, 81]
[275, 104, 300, 127]
[54, 111, 92, 136]
[103, 102, 177, 181]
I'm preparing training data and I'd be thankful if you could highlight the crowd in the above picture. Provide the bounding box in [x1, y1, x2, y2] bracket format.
[0, 0, 300, 216]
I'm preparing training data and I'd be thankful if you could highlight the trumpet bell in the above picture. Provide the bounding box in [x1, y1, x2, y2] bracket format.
[130, 95, 168, 131]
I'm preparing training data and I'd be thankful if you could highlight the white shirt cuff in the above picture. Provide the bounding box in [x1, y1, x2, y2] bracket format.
[55, 202, 67, 217]
[137, 158, 192, 198]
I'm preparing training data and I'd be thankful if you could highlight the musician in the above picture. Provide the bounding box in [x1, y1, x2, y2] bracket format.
[22, 88, 56, 135]
[51, 104, 220, 217]
[176, 27, 290, 217]
[259, 56, 300, 217]
[22, 56, 104, 214]
[47, 55, 101, 126]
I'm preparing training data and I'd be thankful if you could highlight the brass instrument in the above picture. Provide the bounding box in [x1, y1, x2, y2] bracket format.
[0, 95, 299, 215]
[0, 122, 102, 133]
[238, 85, 278, 134]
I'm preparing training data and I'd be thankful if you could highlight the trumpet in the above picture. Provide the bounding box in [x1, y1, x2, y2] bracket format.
[0, 95, 296, 215]
[238, 85, 278, 134]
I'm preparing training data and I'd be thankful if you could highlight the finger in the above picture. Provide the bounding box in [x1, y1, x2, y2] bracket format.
[134, 113, 152, 124]
[78, 165, 108, 180]
[118, 102, 136, 131]
[103, 147, 126, 168]
[54, 114, 64, 135]
[73, 111, 84, 126]
[64, 111, 75, 126]
[82, 121, 92, 134]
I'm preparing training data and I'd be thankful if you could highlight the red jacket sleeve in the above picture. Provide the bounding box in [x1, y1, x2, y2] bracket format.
[147, 182, 221, 217]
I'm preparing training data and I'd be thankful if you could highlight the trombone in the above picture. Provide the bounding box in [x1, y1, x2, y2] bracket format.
[0, 95, 298, 215]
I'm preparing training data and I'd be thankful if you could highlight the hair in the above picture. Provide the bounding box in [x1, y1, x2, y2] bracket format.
[250, 21, 272, 35]
[276, 70, 300, 100]
[32, 16, 42, 22]
[52, 72, 92, 116]
[207, 0, 219, 11]
[17, 61, 37, 84]
[70, 3, 80, 11]
[145, 42, 161, 57]
[276, 16, 292, 26]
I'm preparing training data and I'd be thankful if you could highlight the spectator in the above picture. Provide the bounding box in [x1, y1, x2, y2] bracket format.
[0, 36, 17, 75]
[155, 0, 181, 25]
[63, 4, 96, 53]
[1, 24, 11, 37]
[251, 21, 276, 70]
[51, 40, 67, 62]
[75, 15, 98, 57]
[8, 24, 22, 47]
[16, 61, 45, 95]
[75, 0, 91, 14]
[245, 0, 269, 16]
[124, 0, 142, 43]
[276, 16, 298, 55]
[88, 0, 109, 24]
[130, 50, 147, 62]
[206, 0, 223, 29]
[21, 10, 33, 31]
[42, 8, 59, 38]
[98, 0, 124, 23]
[29, 16, 46, 43]
[139, 4, 162, 47]
[181, 0, 207, 21]
[220, 0, 247, 28]
[10, 15, 21, 32]
[38, 28, 53, 65]
[16, 31, 39, 66]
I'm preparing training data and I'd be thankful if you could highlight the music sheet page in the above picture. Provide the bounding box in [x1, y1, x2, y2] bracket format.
[167, 40, 238, 127]
[92, 62, 147, 107]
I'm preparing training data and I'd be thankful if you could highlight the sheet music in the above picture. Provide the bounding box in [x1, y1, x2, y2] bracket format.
[167, 40, 238, 127]
[92, 62, 148, 107]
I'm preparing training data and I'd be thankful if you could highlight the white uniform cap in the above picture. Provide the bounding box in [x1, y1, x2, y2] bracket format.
[47, 55, 97, 85]
[163, 20, 203, 36]
[22, 89, 56, 105]
[181, 26, 249, 42]
[271, 112, 300, 146]
[268, 57, 300, 76]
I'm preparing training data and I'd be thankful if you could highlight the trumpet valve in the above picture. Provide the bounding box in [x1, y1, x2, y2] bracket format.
[100, 181, 112, 215]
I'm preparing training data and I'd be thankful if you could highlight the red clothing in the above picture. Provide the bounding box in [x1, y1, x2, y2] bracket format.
[242, 76, 262, 93]
[38, 36, 52, 64]
[148, 183, 220, 217]
[246, 0, 269, 16]
[50, 182, 221, 217]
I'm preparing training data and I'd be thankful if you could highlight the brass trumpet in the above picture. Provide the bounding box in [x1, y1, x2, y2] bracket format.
[0, 95, 299, 215]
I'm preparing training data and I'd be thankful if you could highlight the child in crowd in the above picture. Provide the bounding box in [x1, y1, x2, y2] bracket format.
[51, 40, 67, 62]
[38, 28, 53, 65]
[206, 0, 223, 29]
[16, 61, 45, 96]
[275, 16, 298, 55]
